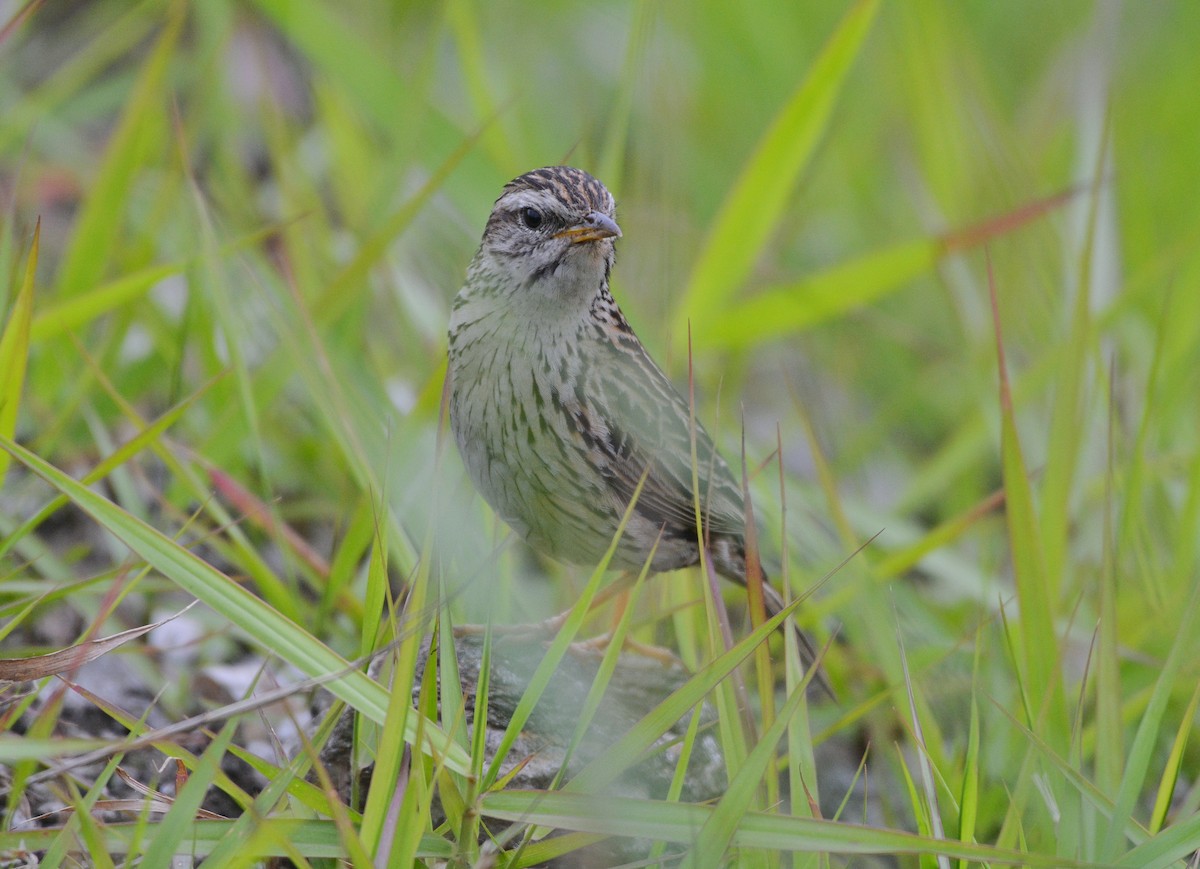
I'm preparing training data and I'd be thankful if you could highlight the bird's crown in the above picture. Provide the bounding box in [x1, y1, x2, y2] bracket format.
[496, 166, 615, 217]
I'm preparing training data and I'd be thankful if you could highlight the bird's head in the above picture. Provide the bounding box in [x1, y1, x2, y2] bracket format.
[472, 166, 621, 299]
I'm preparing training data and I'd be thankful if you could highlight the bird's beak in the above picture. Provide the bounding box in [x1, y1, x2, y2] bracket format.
[555, 211, 622, 244]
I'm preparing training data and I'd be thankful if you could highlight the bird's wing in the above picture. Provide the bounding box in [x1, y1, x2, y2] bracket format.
[578, 314, 748, 539]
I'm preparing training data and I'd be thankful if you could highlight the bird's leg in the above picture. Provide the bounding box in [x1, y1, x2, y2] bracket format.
[454, 572, 682, 665]
[570, 580, 684, 667]
[452, 570, 640, 639]
[573, 633, 682, 666]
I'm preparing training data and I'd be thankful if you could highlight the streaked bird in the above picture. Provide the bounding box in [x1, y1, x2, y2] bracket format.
[448, 166, 823, 684]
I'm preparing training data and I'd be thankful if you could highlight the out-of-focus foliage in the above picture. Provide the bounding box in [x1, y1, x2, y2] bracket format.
[2, 0, 1199, 864]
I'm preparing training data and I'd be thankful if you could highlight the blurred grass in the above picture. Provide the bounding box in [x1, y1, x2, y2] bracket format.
[2, 0, 1200, 865]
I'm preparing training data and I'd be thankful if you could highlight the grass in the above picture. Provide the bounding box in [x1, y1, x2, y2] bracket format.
[2, 0, 1200, 865]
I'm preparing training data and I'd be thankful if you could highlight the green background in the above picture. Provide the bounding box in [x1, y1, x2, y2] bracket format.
[2, 0, 1199, 864]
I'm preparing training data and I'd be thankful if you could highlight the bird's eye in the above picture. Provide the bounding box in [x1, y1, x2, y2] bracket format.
[519, 207, 543, 230]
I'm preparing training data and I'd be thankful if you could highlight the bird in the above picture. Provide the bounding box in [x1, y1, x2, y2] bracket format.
[447, 165, 823, 683]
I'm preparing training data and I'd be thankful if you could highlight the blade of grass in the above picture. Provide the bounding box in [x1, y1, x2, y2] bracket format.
[69, 776, 118, 869]
[567, 594, 800, 795]
[741, 418, 777, 774]
[250, 0, 409, 135]
[674, 0, 879, 334]
[361, 532, 428, 850]
[139, 719, 238, 867]
[1148, 680, 1200, 835]
[986, 249, 1065, 738]
[36, 754, 124, 869]
[1116, 809, 1200, 869]
[446, 0, 519, 171]
[459, 620, 494, 857]
[893, 742, 932, 849]
[481, 470, 651, 790]
[700, 237, 935, 348]
[0, 219, 36, 483]
[685, 324, 753, 774]
[0, 435, 470, 775]
[894, 606, 950, 869]
[1094, 358, 1123, 795]
[703, 186, 1080, 348]
[0, 820, 454, 862]
[1100, 572, 1200, 860]
[681, 666, 814, 869]
[646, 704, 706, 867]
[0, 378, 211, 562]
[1041, 124, 1110, 596]
[596, 0, 654, 186]
[381, 736, 421, 866]
[53, 5, 180, 296]
[30, 261, 179, 342]
[776, 422, 820, 868]
[956, 631, 982, 869]
[481, 791, 1095, 866]
[0, 736, 109, 761]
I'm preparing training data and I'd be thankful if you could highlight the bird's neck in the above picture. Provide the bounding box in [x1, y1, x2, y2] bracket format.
[458, 254, 608, 330]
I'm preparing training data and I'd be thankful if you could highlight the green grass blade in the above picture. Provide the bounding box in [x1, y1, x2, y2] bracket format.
[479, 537, 621, 790]
[674, 0, 879, 334]
[1041, 134, 1109, 596]
[1101, 574, 1200, 860]
[446, 0, 519, 170]
[139, 719, 237, 867]
[0, 220, 36, 483]
[1095, 366, 1124, 796]
[567, 598, 797, 795]
[701, 183, 1079, 348]
[0, 820, 454, 861]
[681, 671, 812, 868]
[250, 0, 407, 133]
[1116, 810, 1200, 869]
[987, 253, 1064, 736]
[956, 635, 982, 869]
[70, 780, 118, 869]
[700, 237, 936, 348]
[0, 736, 109, 761]
[30, 261, 180, 341]
[481, 791, 1097, 866]
[36, 755, 124, 869]
[597, 0, 655, 186]
[0, 376, 210, 561]
[1148, 681, 1200, 835]
[0, 434, 471, 775]
[54, 6, 181, 296]
[361, 541, 426, 850]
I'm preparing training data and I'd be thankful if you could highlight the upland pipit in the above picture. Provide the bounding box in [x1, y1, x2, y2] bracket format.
[448, 166, 822, 681]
